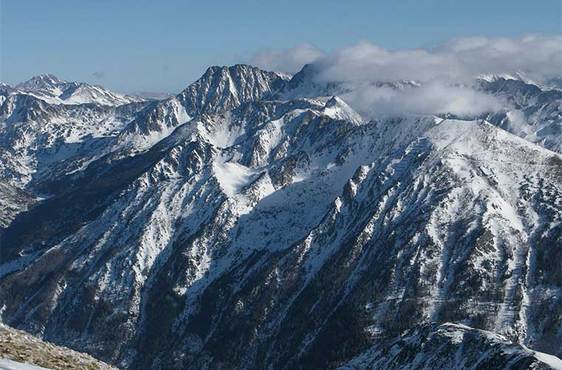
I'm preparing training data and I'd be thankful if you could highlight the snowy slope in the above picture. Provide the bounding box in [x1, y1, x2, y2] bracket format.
[0, 64, 561, 369]
[0, 93, 149, 189]
[0, 359, 50, 370]
[116, 64, 289, 152]
[339, 323, 562, 370]
[480, 77, 562, 153]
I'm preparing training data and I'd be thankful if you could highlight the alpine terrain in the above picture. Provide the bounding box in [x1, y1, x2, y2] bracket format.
[0, 64, 561, 369]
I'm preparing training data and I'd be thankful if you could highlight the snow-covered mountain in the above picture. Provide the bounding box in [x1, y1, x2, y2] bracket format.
[117, 64, 289, 151]
[11, 74, 143, 106]
[480, 76, 562, 153]
[340, 323, 562, 369]
[0, 93, 150, 189]
[0, 64, 561, 369]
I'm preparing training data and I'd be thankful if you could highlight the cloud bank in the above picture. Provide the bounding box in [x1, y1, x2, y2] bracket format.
[350, 82, 506, 117]
[315, 35, 562, 84]
[250, 35, 562, 117]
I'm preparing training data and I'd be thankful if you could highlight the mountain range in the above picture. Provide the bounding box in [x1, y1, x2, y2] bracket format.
[0, 64, 561, 369]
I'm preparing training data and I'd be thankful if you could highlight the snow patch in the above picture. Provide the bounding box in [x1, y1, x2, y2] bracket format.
[0, 359, 50, 370]
[212, 156, 254, 197]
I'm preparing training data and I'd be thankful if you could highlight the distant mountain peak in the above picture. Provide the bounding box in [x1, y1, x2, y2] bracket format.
[10, 74, 143, 106]
[17, 73, 65, 90]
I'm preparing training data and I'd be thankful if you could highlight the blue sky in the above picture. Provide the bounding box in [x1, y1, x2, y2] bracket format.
[1, 0, 561, 93]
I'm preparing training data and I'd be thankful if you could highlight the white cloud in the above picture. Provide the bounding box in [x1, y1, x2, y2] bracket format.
[249, 35, 562, 83]
[343, 83, 504, 117]
[315, 42, 464, 84]
[249, 44, 325, 74]
[437, 35, 562, 82]
[250, 35, 562, 117]
[316, 35, 562, 84]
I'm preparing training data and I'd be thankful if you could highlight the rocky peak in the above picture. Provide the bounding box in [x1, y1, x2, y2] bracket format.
[12, 74, 142, 106]
[0, 82, 13, 91]
[16, 74, 65, 91]
[177, 64, 288, 116]
[322, 96, 364, 124]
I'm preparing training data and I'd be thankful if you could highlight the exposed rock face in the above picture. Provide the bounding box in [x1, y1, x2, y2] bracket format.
[177, 64, 289, 115]
[0, 323, 117, 370]
[0, 65, 561, 369]
[117, 64, 289, 152]
[480, 77, 562, 153]
[0, 180, 33, 228]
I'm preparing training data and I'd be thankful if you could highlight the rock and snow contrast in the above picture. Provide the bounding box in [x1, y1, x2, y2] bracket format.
[340, 323, 562, 370]
[12, 74, 142, 106]
[0, 64, 561, 369]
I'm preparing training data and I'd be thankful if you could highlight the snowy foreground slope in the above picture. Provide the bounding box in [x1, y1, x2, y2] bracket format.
[0, 359, 49, 370]
[0, 65, 561, 369]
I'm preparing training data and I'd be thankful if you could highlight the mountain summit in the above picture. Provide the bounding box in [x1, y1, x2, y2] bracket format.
[11, 74, 143, 106]
[177, 64, 289, 114]
[16, 73, 65, 91]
